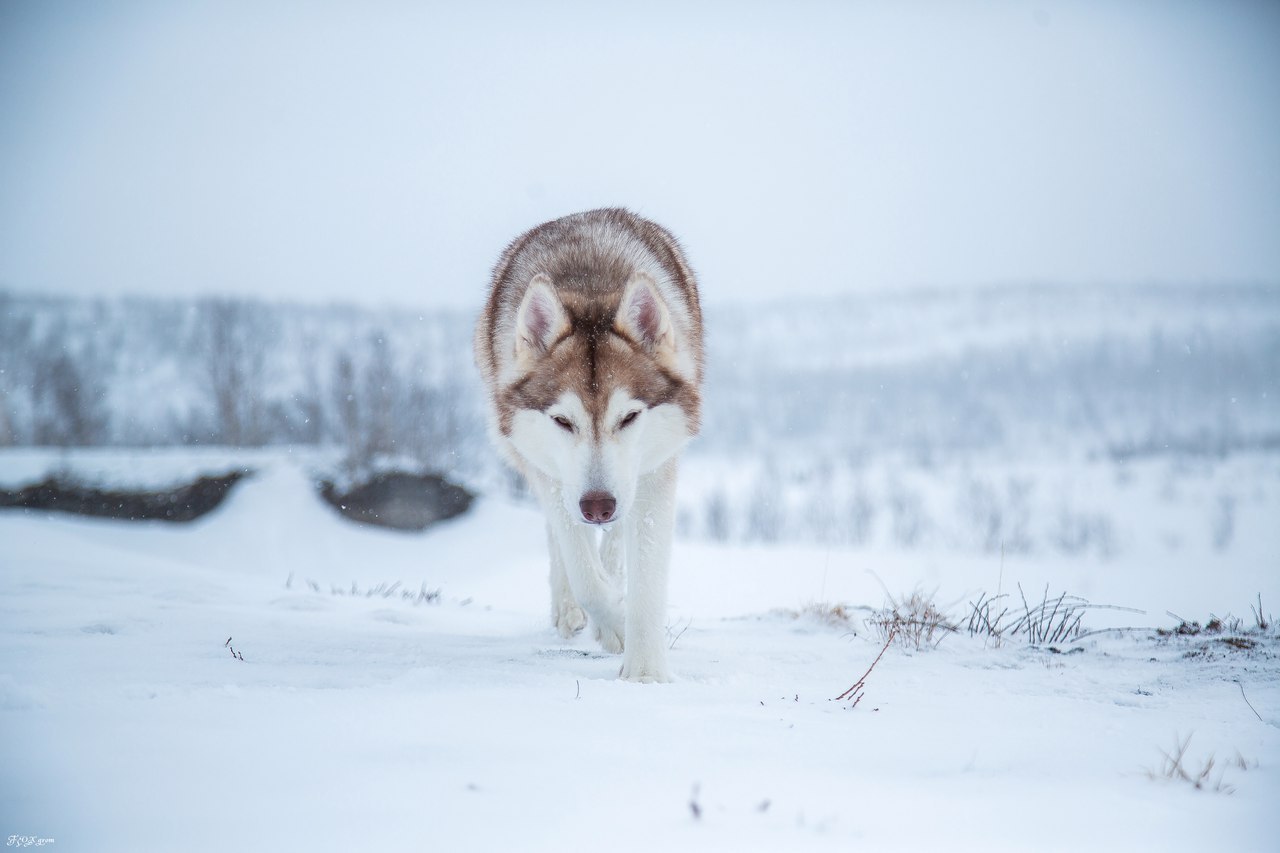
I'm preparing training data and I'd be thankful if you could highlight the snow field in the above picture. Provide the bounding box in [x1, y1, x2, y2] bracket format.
[2, 452, 1278, 851]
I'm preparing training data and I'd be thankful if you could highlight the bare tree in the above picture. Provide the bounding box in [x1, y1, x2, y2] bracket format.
[847, 479, 877, 545]
[704, 489, 731, 542]
[0, 291, 33, 445]
[32, 342, 108, 446]
[361, 330, 396, 460]
[293, 330, 326, 444]
[197, 298, 266, 445]
[746, 465, 785, 542]
[0, 392, 12, 446]
[332, 349, 361, 467]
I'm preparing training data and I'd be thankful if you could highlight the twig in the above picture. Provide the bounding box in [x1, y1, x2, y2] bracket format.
[1069, 626, 1151, 642]
[1234, 680, 1263, 723]
[1043, 588, 1066, 643]
[834, 626, 896, 702]
[1078, 603, 1146, 614]
[1251, 594, 1271, 631]
[668, 617, 693, 650]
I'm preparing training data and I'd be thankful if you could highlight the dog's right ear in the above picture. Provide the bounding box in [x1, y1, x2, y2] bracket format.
[514, 274, 568, 363]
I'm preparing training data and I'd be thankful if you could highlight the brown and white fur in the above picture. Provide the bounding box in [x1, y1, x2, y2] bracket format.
[474, 208, 704, 682]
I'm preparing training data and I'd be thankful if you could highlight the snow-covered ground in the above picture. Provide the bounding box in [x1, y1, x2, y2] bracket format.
[2, 449, 1277, 851]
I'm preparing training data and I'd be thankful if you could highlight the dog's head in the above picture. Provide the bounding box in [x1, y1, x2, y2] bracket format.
[500, 271, 700, 525]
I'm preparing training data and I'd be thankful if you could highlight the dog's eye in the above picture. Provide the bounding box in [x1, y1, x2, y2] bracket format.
[619, 410, 640, 429]
[552, 415, 575, 432]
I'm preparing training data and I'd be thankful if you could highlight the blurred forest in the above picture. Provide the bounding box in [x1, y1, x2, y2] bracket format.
[2, 283, 1277, 551]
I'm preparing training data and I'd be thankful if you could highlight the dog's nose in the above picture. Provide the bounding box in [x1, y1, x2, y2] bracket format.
[579, 491, 617, 524]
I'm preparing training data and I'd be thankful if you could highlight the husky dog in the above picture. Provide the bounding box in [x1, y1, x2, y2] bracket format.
[474, 208, 704, 683]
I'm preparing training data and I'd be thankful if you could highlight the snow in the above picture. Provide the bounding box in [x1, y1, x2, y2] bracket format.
[2, 450, 1277, 851]
[0, 446, 279, 490]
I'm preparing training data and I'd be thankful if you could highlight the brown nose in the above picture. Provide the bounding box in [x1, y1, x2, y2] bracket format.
[579, 491, 617, 524]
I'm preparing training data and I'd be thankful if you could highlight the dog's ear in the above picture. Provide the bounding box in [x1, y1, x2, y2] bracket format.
[514, 274, 568, 362]
[617, 271, 674, 355]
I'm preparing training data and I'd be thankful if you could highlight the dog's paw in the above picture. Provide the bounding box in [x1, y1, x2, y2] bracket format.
[553, 601, 588, 638]
[619, 653, 672, 684]
[593, 618, 625, 654]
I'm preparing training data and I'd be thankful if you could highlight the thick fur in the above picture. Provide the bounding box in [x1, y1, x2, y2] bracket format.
[475, 208, 704, 682]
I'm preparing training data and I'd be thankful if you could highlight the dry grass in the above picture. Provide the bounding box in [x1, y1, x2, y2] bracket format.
[1250, 593, 1272, 632]
[867, 589, 958, 651]
[1157, 595, 1278, 658]
[792, 601, 862, 630]
[285, 573, 441, 605]
[1146, 734, 1254, 795]
[967, 584, 1145, 647]
[966, 584, 1088, 645]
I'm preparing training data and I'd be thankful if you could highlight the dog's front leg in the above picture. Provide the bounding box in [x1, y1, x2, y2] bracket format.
[555, 521, 626, 653]
[532, 472, 625, 652]
[546, 522, 588, 638]
[620, 458, 678, 683]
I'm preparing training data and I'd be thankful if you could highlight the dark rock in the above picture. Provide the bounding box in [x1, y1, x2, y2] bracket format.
[0, 471, 249, 522]
[318, 471, 474, 531]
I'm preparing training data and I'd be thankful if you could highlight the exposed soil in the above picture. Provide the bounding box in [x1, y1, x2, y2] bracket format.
[0, 471, 249, 522]
[318, 471, 474, 532]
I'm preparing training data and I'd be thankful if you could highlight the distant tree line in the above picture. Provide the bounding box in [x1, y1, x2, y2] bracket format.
[1, 285, 1277, 480]
[0, 292, 486, 481]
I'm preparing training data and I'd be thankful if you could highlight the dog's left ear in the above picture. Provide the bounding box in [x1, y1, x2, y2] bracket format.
[617, 271, 674, 355]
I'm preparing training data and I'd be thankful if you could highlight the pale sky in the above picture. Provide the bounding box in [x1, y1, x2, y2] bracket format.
[1, 0, 1277, 309]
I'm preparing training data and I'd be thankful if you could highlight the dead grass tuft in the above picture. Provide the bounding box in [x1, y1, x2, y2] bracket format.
[795, 601, 860, 629]
[1158, 595, 1277, 658]
[867, 589, 958, 651]
[967, 584, 1144, 647]
[286, 574, 441, 605]
[1146, 734, 1253, 795]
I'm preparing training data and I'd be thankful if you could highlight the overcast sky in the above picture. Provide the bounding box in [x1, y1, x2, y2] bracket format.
[1, 0, 1277, 309]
